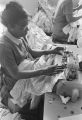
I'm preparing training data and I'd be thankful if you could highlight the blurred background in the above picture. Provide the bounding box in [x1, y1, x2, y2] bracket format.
[0, 0, 58, 15]
[0, 0, 79, 16]
[0, 0, 79, 37]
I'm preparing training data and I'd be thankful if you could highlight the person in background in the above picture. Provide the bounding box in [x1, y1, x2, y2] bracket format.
[32, 0, 55, 36]
[0, 1, 65, 115]
[52, 0, 82, 44]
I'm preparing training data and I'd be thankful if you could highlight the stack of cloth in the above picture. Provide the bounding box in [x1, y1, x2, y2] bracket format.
[27, 22, 52, 50]
[31, 0, 55, 35]
[10, 52, 64, 108]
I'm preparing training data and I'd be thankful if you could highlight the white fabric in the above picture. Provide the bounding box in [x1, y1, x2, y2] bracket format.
[10, 54, 64, 107]
[32, 10, 53, 34]
[63, 8, 82, 44]
[27, 23, 52, 50]
[31, 0, 55, 34]
[63, 22, 78, 42]
[0, 108, 22, 120]
[60, 95, 70, 104]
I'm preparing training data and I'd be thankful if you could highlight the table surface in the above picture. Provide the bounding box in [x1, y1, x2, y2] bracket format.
[43, 45, 82, 120]
[43, 91, 82, 120]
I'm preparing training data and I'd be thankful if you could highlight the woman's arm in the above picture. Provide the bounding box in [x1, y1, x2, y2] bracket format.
[2, 46, 65, 81]
[23, 37, 58, 58]
[23, 36, 64, 58]
[7, 63, 64, 80]
[66, 13, 82, 23]
[73, 4, 82, 12]
[28, 46, 64, 58]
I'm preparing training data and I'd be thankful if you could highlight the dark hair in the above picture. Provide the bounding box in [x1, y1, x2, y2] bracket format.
[1, 1, 28, 27]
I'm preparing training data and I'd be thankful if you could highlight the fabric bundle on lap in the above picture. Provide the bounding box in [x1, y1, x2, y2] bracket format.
[10, 54, 61, 108]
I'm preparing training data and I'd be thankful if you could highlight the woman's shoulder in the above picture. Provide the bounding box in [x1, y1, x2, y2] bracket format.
[0, 35, 15, 52]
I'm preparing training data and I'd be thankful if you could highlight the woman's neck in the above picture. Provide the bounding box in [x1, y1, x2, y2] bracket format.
[8, 29, 20, 39]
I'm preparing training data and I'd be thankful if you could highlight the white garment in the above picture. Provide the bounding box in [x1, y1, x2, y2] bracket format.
[27, 23, 52, 50]
[10, 54, 63, 107]
[63, 23, 78, 43]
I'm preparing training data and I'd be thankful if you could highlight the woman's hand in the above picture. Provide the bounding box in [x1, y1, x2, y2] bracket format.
[44, 64, 66, 76]
[52, 47, 64, 55]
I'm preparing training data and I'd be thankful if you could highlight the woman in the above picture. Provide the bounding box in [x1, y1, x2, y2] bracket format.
[52, 0, 82, 43]
[0, 1, 64, 113]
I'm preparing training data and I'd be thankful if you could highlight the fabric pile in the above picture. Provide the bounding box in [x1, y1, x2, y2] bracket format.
[63, 22, 78, 43]
[27, 22, 52, 50]
[10, 53, 63, 108]
[31, 0, 55, 35]
[32, 10, 53, 34]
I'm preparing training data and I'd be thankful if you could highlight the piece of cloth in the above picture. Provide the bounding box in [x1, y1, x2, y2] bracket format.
[0, 108, 22, 120]
[75, 9, 82, 47]
[10, 53, 66, 108]
[62, 6, 82, 44]
[31, 0, 55, 34]
[27, 23, 52, 50]
[60, 95, 70, 104]
[32, 10, 53, 34]
[63, 24, 78, 43]
[52, 0, 73, 41]
[10, 54, 57, 107]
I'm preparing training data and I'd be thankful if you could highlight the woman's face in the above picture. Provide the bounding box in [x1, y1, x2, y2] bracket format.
[9, 18, 28, 38]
